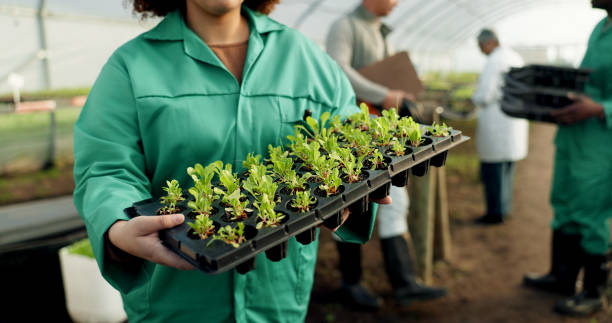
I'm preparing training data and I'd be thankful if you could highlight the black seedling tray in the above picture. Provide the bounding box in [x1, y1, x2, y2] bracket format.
[503, 75, 576, 108]
[501, 93, 557, 123]
[507, 64, 591, 92]
[124, 130, 469, 275]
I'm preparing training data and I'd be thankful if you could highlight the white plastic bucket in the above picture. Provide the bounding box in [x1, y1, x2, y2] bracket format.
[58, 247, 127, 323]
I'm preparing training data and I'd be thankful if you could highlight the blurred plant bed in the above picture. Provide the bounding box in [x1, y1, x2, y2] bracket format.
[421, 72, 478, 114]
[0, 87, 90, 103]
[438, 119, 479, 183]
[0, 160, 74, 206]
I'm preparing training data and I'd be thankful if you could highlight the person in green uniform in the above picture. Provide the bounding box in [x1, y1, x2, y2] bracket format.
[523, 0, 612, 316]
[72, 1, 390, 322]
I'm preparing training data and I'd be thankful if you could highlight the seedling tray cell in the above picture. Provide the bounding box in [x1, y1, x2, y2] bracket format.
[124, 120, 469, 275]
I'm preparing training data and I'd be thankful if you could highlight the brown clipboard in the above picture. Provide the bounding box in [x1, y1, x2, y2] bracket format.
[357, 51, 424, 96]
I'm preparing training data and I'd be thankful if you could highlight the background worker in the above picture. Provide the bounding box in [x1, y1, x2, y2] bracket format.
[471, 29, 528, 225]
[524, 0, 612, 316]
[326, 0, 446, 309]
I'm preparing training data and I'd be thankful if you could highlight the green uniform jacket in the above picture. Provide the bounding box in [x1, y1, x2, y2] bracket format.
[73, 7, 376, 322]
[551, 17, 612, 255]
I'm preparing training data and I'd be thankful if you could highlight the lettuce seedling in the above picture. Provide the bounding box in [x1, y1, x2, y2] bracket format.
[207, 222, 246, 248]
[407, 124, 425, 147]
[428, 122, 453, 137]
[270, 156, 294, 182]
[368, 149, 387, 170]
[322, 134, 340, 154]
[291, 190, 317, 213]
[284, 171, 312, 193]
[348, 103, 371, 131]
[188, 184, 217, 216]
[370, 117, 394, 146]
[160, 179, 185, 214]
[381, 108, 400, 131]
[224, 188, 252, 221]
[213, 162, 241, 206]
[267, 144, 289, 164]
[188, 214, 215, 240]
[187, 161, 220, 188]
[319, 168, 343, 196]
[297, 111, 333, 147]
[242, 153, 262, 173]
[390, 137, 408, 157]
[330, 147, 365, 183]
[328, 115, 343, 133]
[254, 194, 285, 229]
[311, 154, 339, 183]
[397, 116, 418, 139]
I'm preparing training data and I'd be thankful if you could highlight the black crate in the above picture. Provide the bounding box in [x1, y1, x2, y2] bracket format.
[507, 64, 591, 91]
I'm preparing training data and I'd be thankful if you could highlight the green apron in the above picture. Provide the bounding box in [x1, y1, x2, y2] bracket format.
[73, 7, 376, 322]
[551, 17, 612, 255]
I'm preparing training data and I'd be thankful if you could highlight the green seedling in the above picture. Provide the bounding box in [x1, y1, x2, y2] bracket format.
[330, 147, 364, 183]
[284, 171, 312, 193]
[428, 122, 453, 137]
[381, 108, 400, 131]
[287, 128, 308, 160]
[348, 103, 371, 131]
[407, 124, 425, 147]
[188, 184, 217, 216]
[242, 153, 262, 173]
[390, 137, 408, 157]
[213, 162, 241, 206]
[267, 144, 289, 164]
[188, 214, 215, 240]
[291, 190, 317, 213]
[322, 134, 340, 154]
[224, 189, 252, 221]
[328, 115, 343, 133]
[187, 161, 220, 188]
[296, 111, 333, 147]
[270, 155, 294, 182]
[319, 168, 342, 196]
[208, 222, 246, 248]
[370, 117, 394, 146]
[397, 116, 418, 139]
[159, 179, 185, 214]
[368, 149, 386, 170]
[243, 167, 278, 203]
[254, 194, 285, 229]
[187, 162, 219, 215]
[311, 154, 339, 183]
[300, 141, 322, 168]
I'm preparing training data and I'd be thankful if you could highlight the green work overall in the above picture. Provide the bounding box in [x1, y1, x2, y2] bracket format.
[551, 17, 612, 255]
[73, 7, 376, 322]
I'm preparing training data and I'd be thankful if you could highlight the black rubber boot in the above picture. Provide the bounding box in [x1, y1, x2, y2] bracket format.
[335, 241, 382, 310]
[554, 252, 609, 316]
[523, 230, 581, 296]
[380, 236, 447, 306]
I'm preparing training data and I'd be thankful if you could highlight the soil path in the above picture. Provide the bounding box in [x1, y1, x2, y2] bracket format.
[307, 123, 610, 323]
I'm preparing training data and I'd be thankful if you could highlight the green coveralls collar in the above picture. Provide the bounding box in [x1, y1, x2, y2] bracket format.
[142, 6, 284, 74]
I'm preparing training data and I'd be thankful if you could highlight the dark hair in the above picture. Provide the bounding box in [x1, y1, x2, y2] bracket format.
[130, 0, 280, 18]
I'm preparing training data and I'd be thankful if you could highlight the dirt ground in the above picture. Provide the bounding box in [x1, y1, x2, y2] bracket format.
[306, 122, 611, 323]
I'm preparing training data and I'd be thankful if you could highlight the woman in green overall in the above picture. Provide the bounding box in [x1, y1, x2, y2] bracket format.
[73, 1, 389, 322]
[523, 0, 612, 316]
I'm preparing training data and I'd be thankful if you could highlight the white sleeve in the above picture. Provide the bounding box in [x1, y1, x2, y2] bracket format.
[472, 57, 502, 107]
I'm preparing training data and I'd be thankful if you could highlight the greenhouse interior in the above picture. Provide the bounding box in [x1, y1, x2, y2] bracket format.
[1, 0, 611, 322]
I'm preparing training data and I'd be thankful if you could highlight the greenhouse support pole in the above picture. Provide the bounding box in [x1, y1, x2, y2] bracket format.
[36, 0, 55, 170]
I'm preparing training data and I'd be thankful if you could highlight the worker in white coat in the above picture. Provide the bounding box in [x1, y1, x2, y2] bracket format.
[472, 29, 529, 224]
